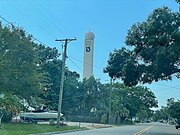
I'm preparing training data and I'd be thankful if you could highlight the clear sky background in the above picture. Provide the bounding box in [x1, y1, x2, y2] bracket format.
[0, 0, 179, 108]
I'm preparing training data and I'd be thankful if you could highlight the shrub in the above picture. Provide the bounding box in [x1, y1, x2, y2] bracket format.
[2, 112, 12, 123]
[123, 118, 133, 124]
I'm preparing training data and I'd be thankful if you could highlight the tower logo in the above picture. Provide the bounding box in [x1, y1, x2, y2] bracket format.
[86, 47, 91, 52]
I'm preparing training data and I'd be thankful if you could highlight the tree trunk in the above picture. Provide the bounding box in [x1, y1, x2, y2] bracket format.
[0, 111, 4, 128]
[0, 115, 3, 128]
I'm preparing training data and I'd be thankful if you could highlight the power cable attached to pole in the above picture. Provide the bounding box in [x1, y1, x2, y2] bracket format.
[55, 38, 76, 127]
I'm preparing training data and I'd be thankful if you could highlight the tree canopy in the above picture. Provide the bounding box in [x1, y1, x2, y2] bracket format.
[0, 24, 45, 100]
[176, 0, 180, 4]
[153, 98, 180, 121]
[168, 99, 180, 119]
[104, 6, 180, 86]
[0, 93, 21, 126]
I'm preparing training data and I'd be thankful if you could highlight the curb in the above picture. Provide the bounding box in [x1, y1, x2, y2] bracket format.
[28, 128, 87, 135]
[28, 124, 113, 135]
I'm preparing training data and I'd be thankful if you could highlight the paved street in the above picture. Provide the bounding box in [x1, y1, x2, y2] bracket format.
[56, 122, 180, 135]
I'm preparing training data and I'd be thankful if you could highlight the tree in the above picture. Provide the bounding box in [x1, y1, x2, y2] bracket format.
[106, 83, 157, 123]
[168, 100, 180, 119]
[176, 0, 180, 4]
[35, 44, 61, 110]
[0, 23, 45, 101]
[93, 83, 110, 123]
[104, 6, 180, 86]
[122, 86, 158, 119]
[78, 77, 102, 116]
[153, 98, 180, 122]
[0, 93, 21, 126]
[35, 44, 83, 113]
[136, 106, 153, 122]
[153, 107, 169, 122]
[62, 72, 81, 115]
[111, 93, 129, 123]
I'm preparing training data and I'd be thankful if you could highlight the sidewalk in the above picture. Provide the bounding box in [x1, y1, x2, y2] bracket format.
[38, 121, 112, 129]
[65, 121, 112, 129]
[29, 122, 113, 135]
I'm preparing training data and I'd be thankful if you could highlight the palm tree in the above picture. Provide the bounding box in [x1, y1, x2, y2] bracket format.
[0, 93, 21, 126]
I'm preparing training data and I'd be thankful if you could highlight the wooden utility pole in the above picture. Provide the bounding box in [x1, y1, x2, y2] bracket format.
[55, 38, 76, 127]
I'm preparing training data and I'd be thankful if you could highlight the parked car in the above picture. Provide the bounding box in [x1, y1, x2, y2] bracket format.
[176, 123, 180, 129]
[19, 110, 63, 124]
[176, 119, 180, 129]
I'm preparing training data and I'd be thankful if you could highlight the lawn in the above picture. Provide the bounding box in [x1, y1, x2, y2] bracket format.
[0, 123, 82, 135]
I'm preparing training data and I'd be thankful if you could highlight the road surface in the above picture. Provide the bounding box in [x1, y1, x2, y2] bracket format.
[56, 122, 180, 135]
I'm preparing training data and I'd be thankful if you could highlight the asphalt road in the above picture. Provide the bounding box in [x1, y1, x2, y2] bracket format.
[56, 122, 180, 135]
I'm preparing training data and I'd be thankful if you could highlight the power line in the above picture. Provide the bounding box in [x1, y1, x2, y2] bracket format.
[69, 56, 103, 70]
[51, 82, 107, 102]
[68, 56, 90, 78]
[0, 15, 13, 26]
[0, 15, 50, 47]
[68, 55, 105, 79]
[68, 57, 83, 71]
[6, 0, 56, 44]
[33, 0, 73, 37]
[26, 0, 68, 37]
[153, 83, 180, 90]
[68, 55, 108, 81]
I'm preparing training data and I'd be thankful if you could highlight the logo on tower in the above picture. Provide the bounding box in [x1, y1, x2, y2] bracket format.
[86, 47, 91, 52]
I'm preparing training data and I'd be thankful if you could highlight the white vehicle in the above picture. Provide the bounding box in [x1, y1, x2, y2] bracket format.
[19, 110, 63, 123]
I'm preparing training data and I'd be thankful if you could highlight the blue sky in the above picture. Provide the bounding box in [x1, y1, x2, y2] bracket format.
[0, 0, 179, 108]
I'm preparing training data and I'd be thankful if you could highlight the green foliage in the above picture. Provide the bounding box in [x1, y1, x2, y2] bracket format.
[0, 23, 45, 101]
[35, 44, 83, 113]
[176, 0, 180, 4]
[81, 77, 102, 116]
[123, 118, 133, 124]
[104, 7, 180, 86]
[36, 45, 61, 110]
[2, 112, 12, 123]
[62, 76, 103, 116]
[0, 123, 81, 135]
[168, 100, 180, 119]
[61, 78, 157, 124]
[153, 98, 180, 121]
[62, 73, 81, 114]
[100, 114, 108, 124]
[104, 48, 142, 86]
[110, 84, 157, 120]
[136, 106, 153, 122]
[0, 93, 21, 114]
[0, 93, 21, 126]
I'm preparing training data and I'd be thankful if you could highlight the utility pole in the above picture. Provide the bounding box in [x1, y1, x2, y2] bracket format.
[55, 38, 76, 127]
[108, 78, 112, 124]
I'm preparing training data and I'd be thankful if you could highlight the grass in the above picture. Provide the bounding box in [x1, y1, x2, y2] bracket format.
[0, 123, 82, 135]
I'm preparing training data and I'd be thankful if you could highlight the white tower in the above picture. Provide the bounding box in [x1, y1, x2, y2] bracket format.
[83, 32, 95, 79]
